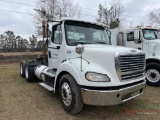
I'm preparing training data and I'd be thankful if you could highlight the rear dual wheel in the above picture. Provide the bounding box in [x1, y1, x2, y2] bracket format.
[25, 63, 36, 82]
[20, 60, 26, 78]
[20, 61, 36, 82]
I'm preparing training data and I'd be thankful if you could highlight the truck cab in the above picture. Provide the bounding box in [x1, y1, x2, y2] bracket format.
[20, 18, 146, 114]
[111, 27, 160, 86]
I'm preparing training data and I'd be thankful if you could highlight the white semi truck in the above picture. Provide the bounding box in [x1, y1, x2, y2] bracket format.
[20, 18, 146, 114]
[110, 27, 160, 86]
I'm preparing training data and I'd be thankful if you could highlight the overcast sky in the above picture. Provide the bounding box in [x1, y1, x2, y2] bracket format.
[0, 0, 160, 40]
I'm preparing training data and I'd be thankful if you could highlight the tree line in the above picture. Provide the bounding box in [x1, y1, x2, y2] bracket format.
[1, 0, 160, 53]
[0, 31, 42, 52]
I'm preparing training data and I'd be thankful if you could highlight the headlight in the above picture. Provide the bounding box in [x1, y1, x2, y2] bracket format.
[85, 72, 110, 82]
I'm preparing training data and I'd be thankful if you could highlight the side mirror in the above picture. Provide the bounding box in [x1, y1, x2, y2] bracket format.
[75, 44, 84, 54]
[75, 44, 85, 72]
[134, 29, 141, 44]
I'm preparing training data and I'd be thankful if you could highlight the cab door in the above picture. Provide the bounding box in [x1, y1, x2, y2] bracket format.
[125, 31, 142, 50]
[48, 24, 63, 69]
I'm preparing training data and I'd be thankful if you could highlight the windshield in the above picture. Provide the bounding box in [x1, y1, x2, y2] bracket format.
[65, 21, 110, 46]
[142, 29, 160, 40]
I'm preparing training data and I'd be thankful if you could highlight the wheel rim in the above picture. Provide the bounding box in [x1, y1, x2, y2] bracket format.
[20, 64, 23, 75]
[146, 69, 160, 83]
[61, 82, 72, 106]
[25, 67, 29, 79]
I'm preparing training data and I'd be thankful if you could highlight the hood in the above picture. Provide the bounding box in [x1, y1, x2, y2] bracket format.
[66, 44, 144, 86]
[67, 44, 143, 59]
[82, 44, 141, 53]
[67, 44, 143, 71]
[149, 39, 160, 43]
[81, 44, 143, 69]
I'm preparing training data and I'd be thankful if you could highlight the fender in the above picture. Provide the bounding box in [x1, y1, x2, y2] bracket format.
[54, 59, 85, 92]
[146, 58, 160, 64]
[53, 58, 127, 91]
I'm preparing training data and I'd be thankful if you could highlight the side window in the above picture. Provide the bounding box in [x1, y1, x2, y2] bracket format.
[127, 32, 134, 41]
[52, 25, 62, 44]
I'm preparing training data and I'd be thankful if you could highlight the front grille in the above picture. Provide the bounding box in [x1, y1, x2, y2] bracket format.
[121, 71, 144, 80]
[118, 53, 145, 80]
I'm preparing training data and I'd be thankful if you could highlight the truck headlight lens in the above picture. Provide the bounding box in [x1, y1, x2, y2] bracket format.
[85, 72, 110, 82]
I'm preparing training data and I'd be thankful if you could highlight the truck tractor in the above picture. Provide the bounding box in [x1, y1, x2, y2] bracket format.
[20, 18, 146, 114]
[110, 27, 160, 86]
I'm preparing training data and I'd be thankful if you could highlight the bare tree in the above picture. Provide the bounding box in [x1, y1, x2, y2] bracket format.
[16, 36, 22, 52]
[149, 8, 160, 25]
[29, 35, 38, 51]
[0, 34, 5, 49]
[33, 0, 81, 36]
[5, 31, 15, 51]
[97, 0, 124, 28]
[37, 40, 42, 49]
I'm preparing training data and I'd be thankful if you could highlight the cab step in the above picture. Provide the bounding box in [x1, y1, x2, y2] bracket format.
[39, 82, 54, 91]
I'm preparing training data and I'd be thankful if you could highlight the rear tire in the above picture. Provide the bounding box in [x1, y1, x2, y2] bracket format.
[25, 63, 36, 82]
[59, 74, 84, 114]
[20, 60, 26, 78]
[146, 63, 160, 86]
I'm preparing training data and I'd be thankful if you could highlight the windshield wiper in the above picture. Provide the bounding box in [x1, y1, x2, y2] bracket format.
[69, 42, 91, 46]
[95, 42, 107, 44]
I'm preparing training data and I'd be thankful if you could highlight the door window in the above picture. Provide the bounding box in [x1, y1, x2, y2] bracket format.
[127, 32, 134, 41]
[52, 25, 62, 44]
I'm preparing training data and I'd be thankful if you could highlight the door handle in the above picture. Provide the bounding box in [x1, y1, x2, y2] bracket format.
[56, 46, 60, 49]
[48, 46, 60, 50]
[138, 47, 141, 50]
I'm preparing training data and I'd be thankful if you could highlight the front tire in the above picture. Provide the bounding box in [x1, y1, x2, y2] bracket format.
[146, 63, 160, 86]
[59, 74, 84, 114]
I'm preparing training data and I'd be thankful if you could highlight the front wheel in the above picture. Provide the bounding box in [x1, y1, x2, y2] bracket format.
[59, 74, 84, 114]
[146, 63, 160, 86]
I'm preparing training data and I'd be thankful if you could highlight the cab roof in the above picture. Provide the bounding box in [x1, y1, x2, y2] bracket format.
[51, 17, 107, 28]
[119, 27, 159, 32]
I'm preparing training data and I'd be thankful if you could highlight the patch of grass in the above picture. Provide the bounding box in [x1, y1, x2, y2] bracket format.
[0, 63, 160, 120]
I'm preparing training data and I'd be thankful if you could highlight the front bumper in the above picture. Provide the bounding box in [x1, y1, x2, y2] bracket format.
[81, 81, 146, 106]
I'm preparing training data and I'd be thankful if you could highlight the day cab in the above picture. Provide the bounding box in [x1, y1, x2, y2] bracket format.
[20, 18, 146, 114]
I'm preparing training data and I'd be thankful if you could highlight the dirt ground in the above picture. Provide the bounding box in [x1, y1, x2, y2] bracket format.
[0, 52, 42, 56]
[0, 63, 160, 120]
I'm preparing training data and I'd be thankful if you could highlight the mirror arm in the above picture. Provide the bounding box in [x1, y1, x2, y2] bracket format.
[106, 30, 111, 44]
